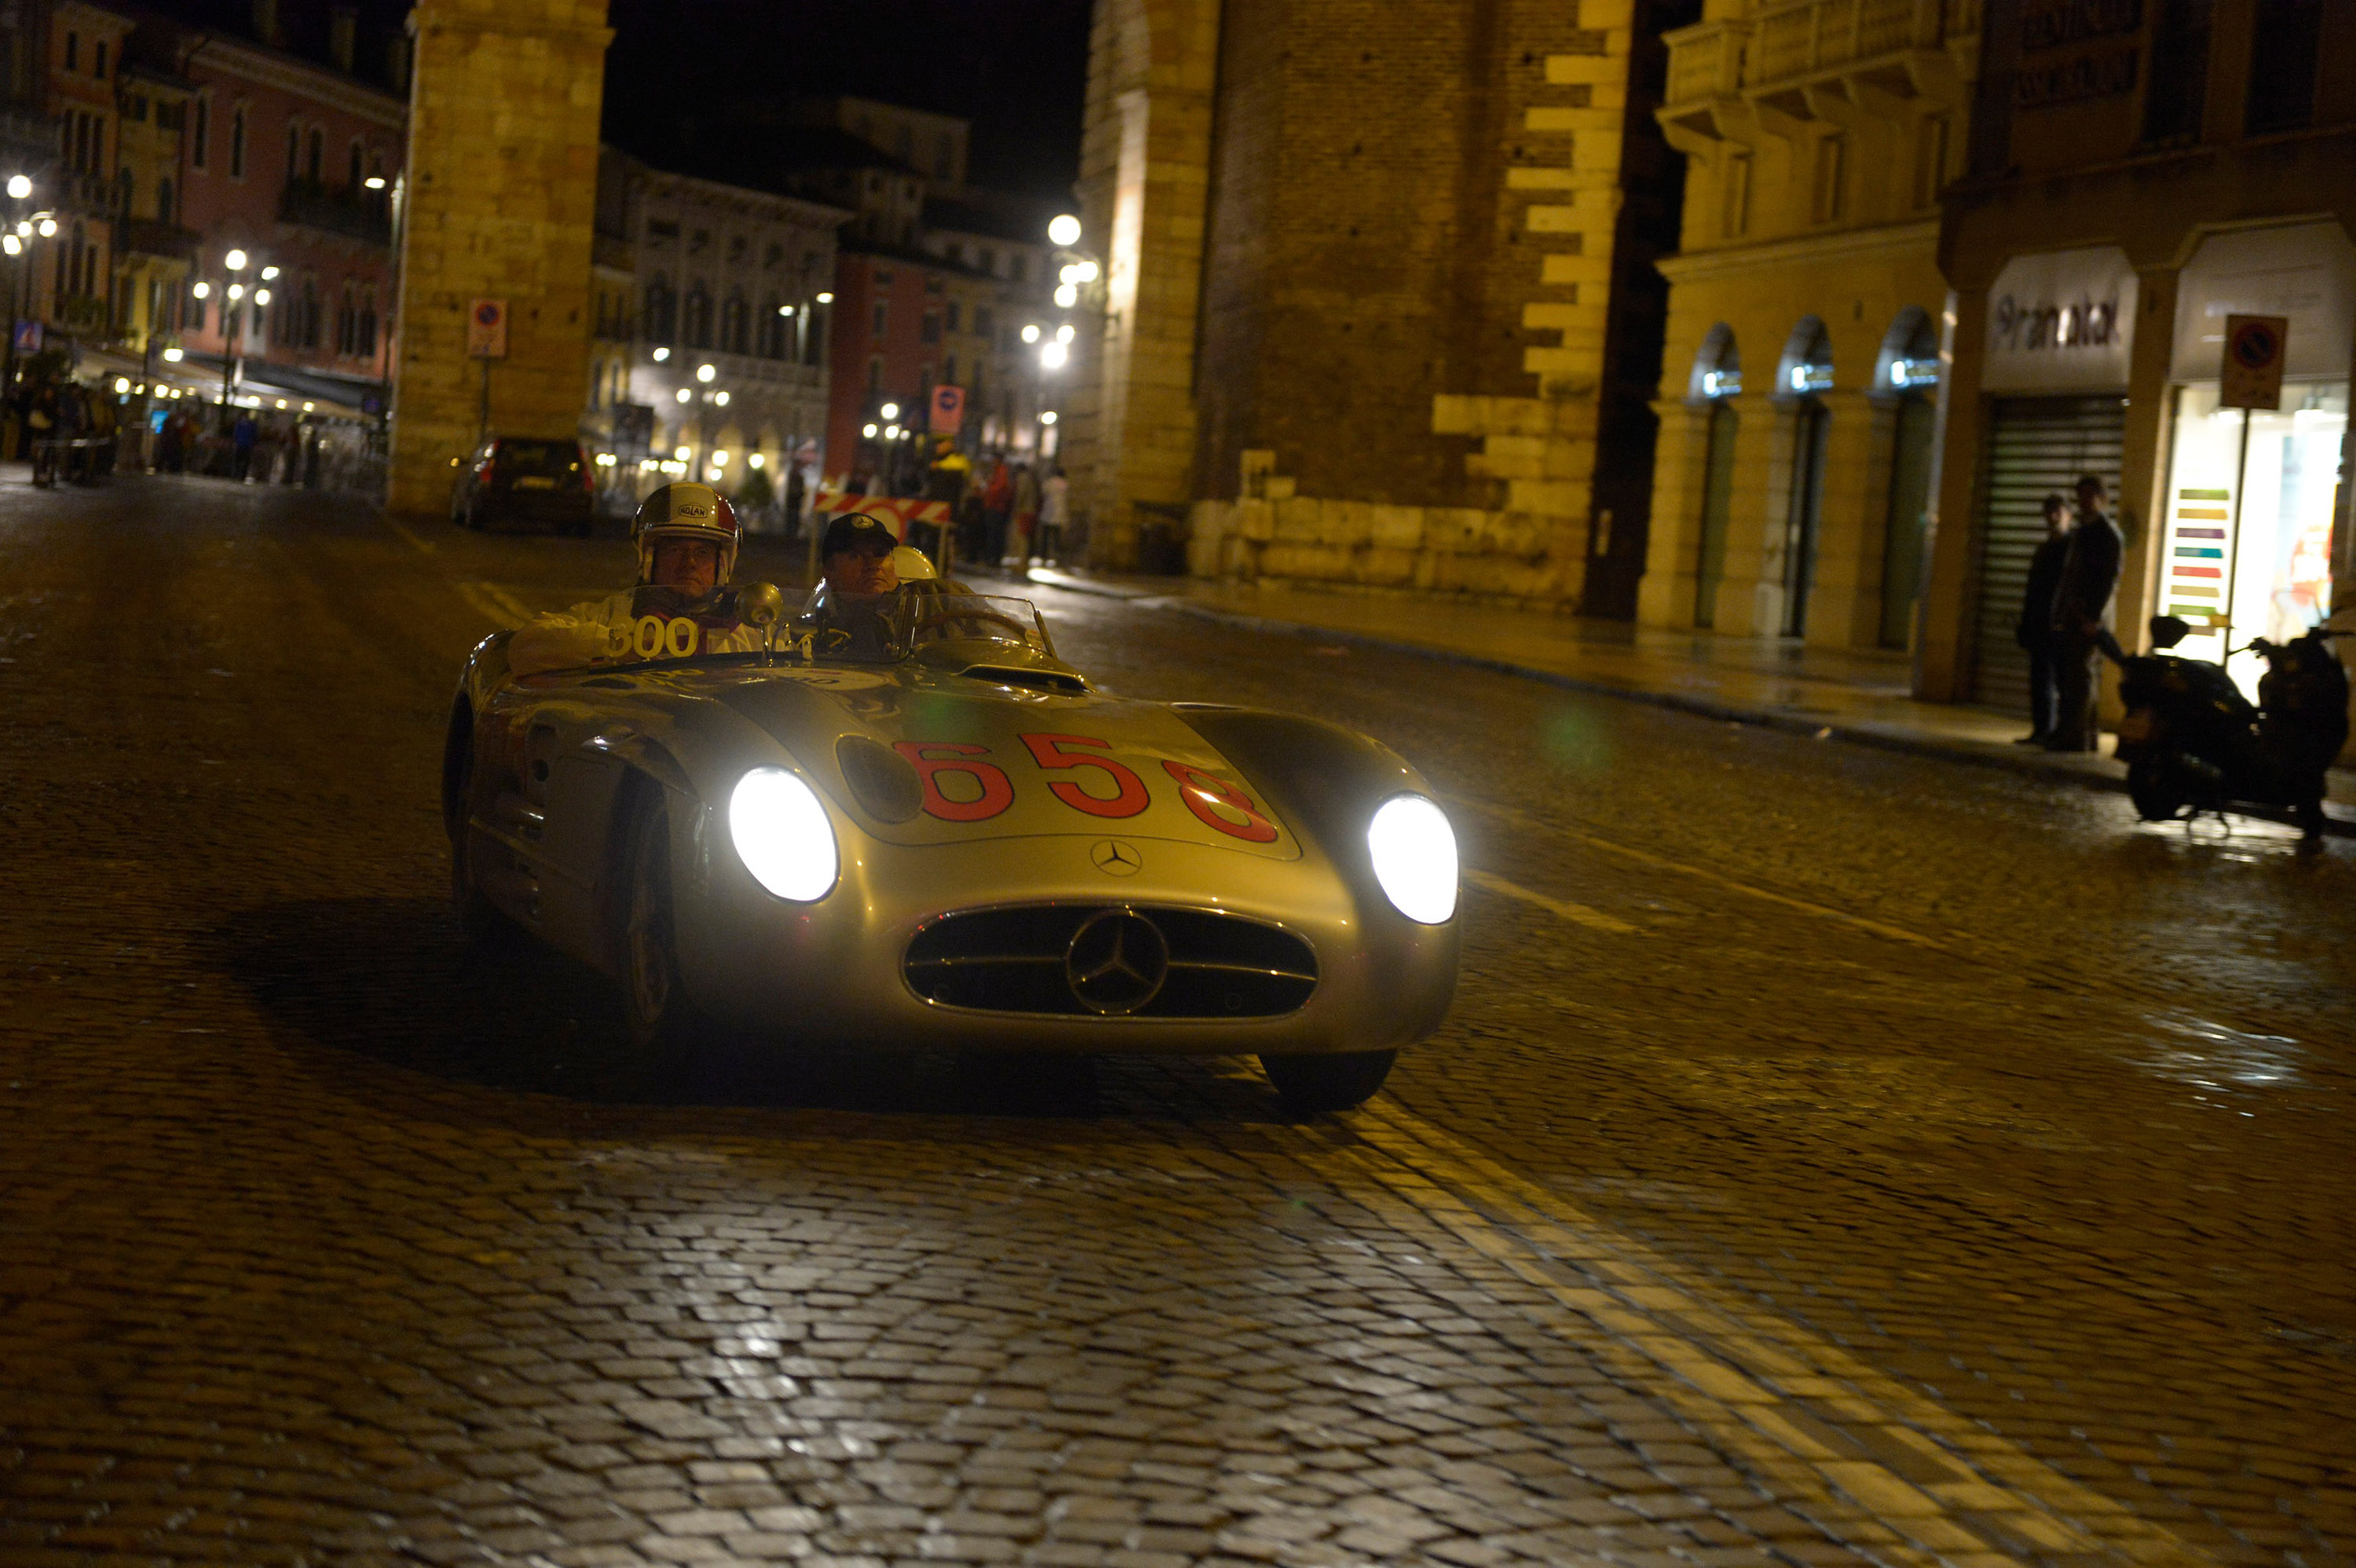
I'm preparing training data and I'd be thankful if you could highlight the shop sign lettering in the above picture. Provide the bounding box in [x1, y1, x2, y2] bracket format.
[2013, 47, 2139, 111]
[1990, 293, 2121, 354]
[1983, 247, 2139, 393]
[2018, 0, 2140, 53]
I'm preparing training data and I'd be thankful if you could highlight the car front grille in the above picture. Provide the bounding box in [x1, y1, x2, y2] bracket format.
[904, 905, 1317, 1019]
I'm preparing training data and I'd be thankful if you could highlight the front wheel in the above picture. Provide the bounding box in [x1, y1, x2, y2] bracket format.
[1260, 1050, 1396, 1116]
[621, 799, 719, 1082]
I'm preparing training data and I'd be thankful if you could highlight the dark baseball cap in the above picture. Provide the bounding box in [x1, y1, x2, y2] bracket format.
[822, 512, 897, 557]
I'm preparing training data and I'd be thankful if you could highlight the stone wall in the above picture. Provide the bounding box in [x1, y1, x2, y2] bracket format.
[386, 0, 613, 515]
[1072, 0, 1693, 613]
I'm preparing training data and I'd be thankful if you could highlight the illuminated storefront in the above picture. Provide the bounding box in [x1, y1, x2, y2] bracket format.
[2153, 224, 2354, 696]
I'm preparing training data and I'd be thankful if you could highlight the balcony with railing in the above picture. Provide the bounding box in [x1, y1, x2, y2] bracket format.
[1663, 0, 1981, 127]
[276, 180, 393, 247]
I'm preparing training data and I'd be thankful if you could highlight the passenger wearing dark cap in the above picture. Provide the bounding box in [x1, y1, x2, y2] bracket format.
[821, 513, 900, 598]
[805, 512, 903, 660]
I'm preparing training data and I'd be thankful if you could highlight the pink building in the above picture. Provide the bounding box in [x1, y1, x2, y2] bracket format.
[159, 19, 404, 407]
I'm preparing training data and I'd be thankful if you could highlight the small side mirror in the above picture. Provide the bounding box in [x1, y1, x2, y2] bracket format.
[737, 581, 785, 628]
[2149, 615, 2190, 650]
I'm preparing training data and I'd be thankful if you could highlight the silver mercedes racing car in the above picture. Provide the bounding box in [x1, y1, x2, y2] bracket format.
[442, 582, 1461, 1111]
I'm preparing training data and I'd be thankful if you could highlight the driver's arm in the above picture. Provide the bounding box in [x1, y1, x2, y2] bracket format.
[510, 600, 631, 675]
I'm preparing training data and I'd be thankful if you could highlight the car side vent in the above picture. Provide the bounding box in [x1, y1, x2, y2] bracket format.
[905, 905, 1316, 1018]
[960, 664, 1088, 695]
[836, 734, 924, 823]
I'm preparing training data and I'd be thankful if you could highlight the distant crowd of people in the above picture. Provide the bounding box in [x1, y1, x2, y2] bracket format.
[835, 437, 1070, 572]
[17, 378, 118, 486]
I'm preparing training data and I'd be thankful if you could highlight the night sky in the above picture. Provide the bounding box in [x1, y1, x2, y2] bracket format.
[134, 0, 1096, 201]
[602, 0, 1093, 199]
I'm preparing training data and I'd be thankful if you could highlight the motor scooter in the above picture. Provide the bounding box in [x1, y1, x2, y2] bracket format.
[2104, 616, 2348, 839]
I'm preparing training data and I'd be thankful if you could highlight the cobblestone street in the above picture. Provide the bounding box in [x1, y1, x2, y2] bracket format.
[3, 477, 2354, 1567]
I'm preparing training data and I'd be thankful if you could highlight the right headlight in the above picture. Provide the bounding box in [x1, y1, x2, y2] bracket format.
[1366, 794, 1458, 924]
[729, 767, 839, 901]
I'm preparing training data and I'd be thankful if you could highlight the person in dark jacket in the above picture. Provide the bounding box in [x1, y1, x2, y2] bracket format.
[2048, 473, 2124, 752]
[2015, 492, 2073, 744]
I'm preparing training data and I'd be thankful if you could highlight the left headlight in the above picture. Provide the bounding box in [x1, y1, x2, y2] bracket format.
[1366, 794, 1458, 925]
[729, 768, 839, 901]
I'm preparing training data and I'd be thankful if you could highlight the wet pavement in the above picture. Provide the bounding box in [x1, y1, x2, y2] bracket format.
[3, 476, 2354, 1568]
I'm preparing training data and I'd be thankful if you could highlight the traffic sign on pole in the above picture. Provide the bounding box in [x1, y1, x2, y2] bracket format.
[2219, 313, 2288, 410]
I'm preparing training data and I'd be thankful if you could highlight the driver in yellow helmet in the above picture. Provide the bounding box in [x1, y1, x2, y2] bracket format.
[509, 482, 766, 674]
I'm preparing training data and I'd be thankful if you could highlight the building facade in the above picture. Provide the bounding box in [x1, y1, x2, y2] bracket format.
[1066, 0, 1695, 605]
[168, 23, 405, 400]
[1642, 0, 1980, 649]
[587, 149, 839, 512]
[1920, 0, 2356, 730]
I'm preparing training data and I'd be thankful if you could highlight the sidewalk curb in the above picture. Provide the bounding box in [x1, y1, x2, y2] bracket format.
[1026, 568, 2354, 834]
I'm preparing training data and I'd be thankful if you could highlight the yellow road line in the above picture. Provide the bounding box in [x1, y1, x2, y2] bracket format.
[388, 521, 437, 556]
[454, 581, 528, 629]
[1465, 867, 1638, 934]
[1449, 791, 1941, 949]
[1344, 1100, 2208, 1566]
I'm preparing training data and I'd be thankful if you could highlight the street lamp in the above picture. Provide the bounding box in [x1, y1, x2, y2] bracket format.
[880, 401, 899, 420]
[1048, 214, 1081, 247]
[4, 175, 27, 199]
[696, 362, 715, 383]
[220, 250, 256, 406]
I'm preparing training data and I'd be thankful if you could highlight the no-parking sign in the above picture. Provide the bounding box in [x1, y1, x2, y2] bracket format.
[2220, 313, 2288, 410]
[467, 298, 509, 360]
[931, 382, 964, 436]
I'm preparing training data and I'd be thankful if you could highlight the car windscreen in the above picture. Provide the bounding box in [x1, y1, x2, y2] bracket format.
[496, 440, 581, 476]
[786, 587, 1052, 665]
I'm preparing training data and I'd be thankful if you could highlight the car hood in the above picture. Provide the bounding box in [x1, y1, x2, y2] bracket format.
[697, 663, 1301, 858]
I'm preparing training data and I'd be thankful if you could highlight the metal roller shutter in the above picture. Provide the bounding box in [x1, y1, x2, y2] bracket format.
[1968, 396, 2127, 711]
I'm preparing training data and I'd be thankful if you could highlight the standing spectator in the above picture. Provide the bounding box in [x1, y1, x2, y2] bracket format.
[981, 455, 1015, 567]
[1012, 461, 1041, 567]
[231, 411, 258, 482]
[2047, 473, 2123, 753]
[785, 462, 807, 540]
[157, 407, 185, 474]
[2014, 492, 2072, 745]
[1034, 464, 1069, 566]
[924, 437, 971, 565]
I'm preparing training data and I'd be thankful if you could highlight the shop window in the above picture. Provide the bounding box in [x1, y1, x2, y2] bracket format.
[2141, 0, 2211, 144]
[2157, 381, 2345, 694]
[2244, 0, 2321, 135]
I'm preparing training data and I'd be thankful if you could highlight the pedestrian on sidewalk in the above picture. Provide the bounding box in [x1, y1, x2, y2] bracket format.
[981, 455, 1015, 566]
[2047, 473, 2123, 753]
[2015, 492, 2073, 745]
[230, 411, 258, 483]
[784, 462, 807, 540]
[1012, 461, 1040, 565]
[1033, 465, 1069, 566]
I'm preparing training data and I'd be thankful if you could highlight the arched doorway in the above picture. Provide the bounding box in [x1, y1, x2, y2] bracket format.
[1688, 325, 1741, 627]
[1874, 308, 1940, 649]
[1775, 317, 1834, 638]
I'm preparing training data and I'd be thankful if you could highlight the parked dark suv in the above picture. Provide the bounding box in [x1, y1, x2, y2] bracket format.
[449, 436, 594, 535]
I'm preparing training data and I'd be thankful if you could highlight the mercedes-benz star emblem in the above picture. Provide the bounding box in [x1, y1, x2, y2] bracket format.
[1089, 839, 1142, 877]
[1065, 908, 1169, 1015]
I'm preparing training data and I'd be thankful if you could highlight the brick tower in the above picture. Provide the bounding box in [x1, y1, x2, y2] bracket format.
[386, 0, 613, 514]
[1066, 0, 1692, 615]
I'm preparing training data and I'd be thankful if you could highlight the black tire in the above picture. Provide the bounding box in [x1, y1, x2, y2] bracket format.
[620, 799, 719, 1081]
[2126, 756, 2194, 822]
[1260, 1049, 1396, 1115]
[450, 833, 521, 952]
